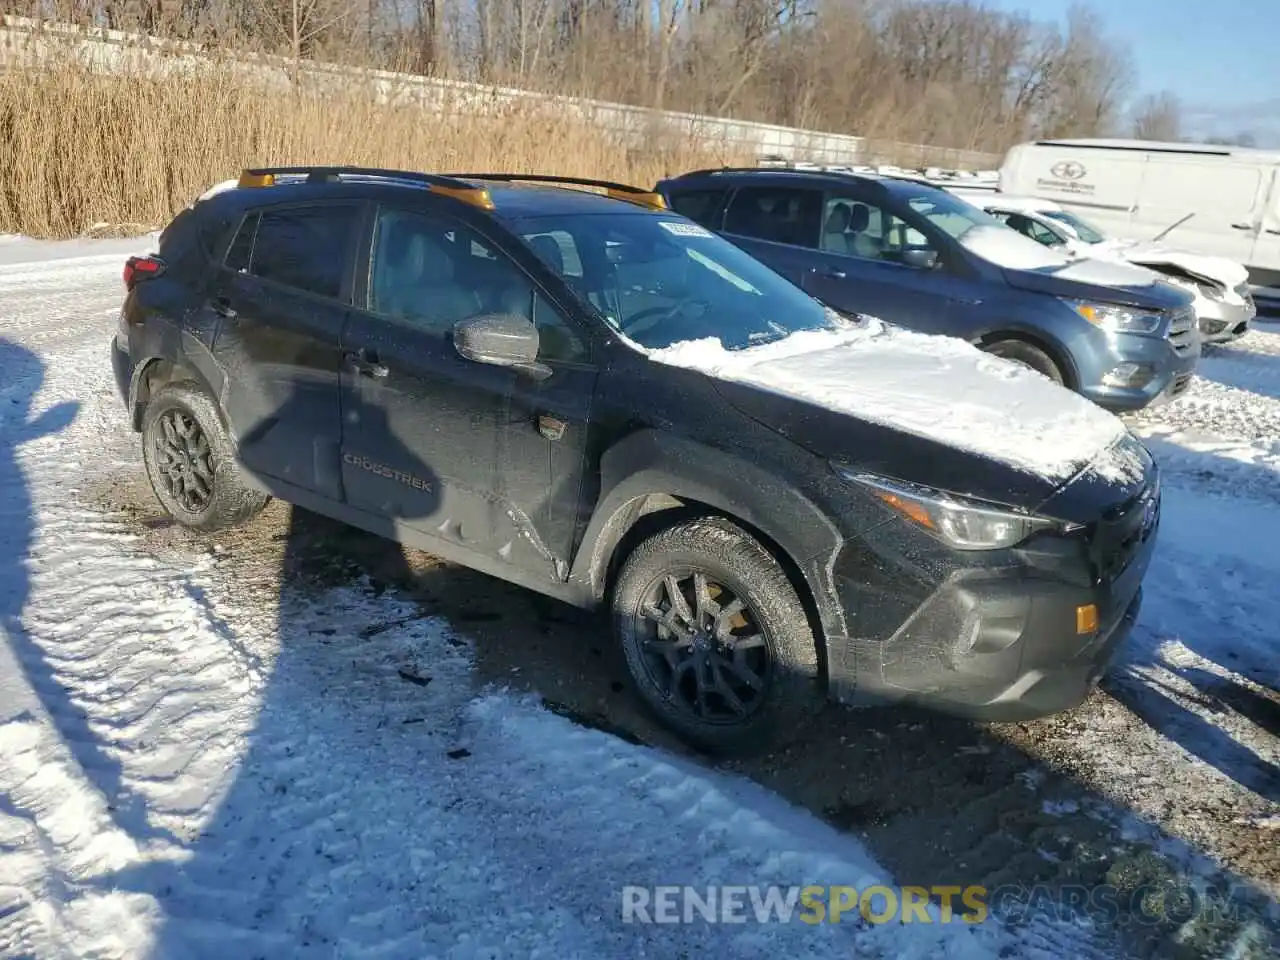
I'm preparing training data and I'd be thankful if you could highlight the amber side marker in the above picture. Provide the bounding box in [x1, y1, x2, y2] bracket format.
[1076, 604, 1099, 635]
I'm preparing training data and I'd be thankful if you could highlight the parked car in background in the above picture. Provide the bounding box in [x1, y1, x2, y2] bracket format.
[113, 166, 1161, 755]
[951, 191, 1256, 344]
[656, 167, 1200, 412]
[998, 138, 1280, 308]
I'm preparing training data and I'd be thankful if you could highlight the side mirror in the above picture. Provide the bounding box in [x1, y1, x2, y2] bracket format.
[902, 248, 939, 270]
[453, 313, 551, 380]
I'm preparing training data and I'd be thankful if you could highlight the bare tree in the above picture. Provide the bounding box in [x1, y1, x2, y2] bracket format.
[1131, 90, 1183, 142]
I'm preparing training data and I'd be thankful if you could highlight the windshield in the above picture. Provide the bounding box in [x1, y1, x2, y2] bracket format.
[1043, 209, 1107, 244]
[903, 188, 1006, 241]
[509, 212, 837, 351]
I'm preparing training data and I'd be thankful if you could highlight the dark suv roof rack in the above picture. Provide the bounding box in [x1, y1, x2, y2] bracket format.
[236, 166, 497, 209]
[445, 173, 668, 210]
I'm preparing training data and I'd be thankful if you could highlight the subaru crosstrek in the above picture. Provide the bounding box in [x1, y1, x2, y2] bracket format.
[656, 167, 1200, 412]
[111, 166, 1161, 754]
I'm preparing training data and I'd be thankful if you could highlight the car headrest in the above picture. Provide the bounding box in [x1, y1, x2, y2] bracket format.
[848, 203, 871, 232]
[824, 204, 851, 233]
[528, 234, 565, 274]
[408, 233, 455, 285]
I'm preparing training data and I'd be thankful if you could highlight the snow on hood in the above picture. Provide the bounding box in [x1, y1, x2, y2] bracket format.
[958, 225, 1161, 287]
[647, 320, 1128, 484]
[1089, 238, 1249, 290]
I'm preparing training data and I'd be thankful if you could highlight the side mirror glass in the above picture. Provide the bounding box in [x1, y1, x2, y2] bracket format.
[453, 313, 550, 380]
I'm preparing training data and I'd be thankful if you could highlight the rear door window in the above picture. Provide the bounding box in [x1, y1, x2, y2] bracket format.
[723, 186, 823, 248]
[245, 205, 360, 300]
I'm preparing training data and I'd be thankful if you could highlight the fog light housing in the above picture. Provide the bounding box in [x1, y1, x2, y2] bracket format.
[1101, 363, 1155, 388]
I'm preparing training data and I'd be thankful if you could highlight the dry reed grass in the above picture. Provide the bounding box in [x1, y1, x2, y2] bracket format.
[0, 60, 745, 238]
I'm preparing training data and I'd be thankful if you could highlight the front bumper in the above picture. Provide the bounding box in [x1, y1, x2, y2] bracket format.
[1076, 329, 1199, 413]
[1197, 298, 1255, 344]
[825, 494, 1158, 721]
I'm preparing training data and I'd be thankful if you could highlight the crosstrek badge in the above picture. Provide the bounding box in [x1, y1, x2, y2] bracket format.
[657, 220, 714, 238]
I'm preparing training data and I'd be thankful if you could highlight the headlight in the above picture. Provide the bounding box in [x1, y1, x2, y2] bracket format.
[836, 469, 1081, 550]
[1063, 299, 1163, 334]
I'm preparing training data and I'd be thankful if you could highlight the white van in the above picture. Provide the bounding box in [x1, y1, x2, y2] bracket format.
[999, 139, 1280, 299]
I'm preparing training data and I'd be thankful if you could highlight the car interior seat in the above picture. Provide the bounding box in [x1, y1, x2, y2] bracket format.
[847, 203, 882, 259]
[822, 203, 853, 254]
[378, 221, 482, 329]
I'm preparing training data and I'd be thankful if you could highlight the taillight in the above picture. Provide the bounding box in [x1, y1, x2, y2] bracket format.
[123, 255, 165, 291]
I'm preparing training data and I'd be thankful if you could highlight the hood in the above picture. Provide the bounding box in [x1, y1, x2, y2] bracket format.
[646, 322, 1137, 515]
[957, 225, 1185, 308]
[1088, 239, 1249, 291]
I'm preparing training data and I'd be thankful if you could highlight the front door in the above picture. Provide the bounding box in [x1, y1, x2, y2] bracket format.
[801, 191, 979, 334]
[208, 202, 361, 502]
[339, 203, 598, 579]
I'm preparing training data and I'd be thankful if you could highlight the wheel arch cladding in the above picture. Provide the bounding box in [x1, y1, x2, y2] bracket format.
[573, 430, 847, 666]
[129, 331, 226, 431]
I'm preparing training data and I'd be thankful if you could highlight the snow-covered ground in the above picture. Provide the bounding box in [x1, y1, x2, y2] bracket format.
[0, 237, 1277, 959]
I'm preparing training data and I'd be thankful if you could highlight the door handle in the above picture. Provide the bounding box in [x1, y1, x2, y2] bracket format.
[813, 266, 847, 280]
[211, 296, 236, 318]
[1267, 229, 1280, 236]
[344, 349, 389, 378]
[1231, 222, 1255, 231]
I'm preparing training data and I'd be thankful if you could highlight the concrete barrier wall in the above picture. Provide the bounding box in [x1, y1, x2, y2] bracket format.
[0, 15, 1001, 171]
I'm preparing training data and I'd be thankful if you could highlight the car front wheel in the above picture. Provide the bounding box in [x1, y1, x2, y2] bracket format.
[612, 516, 821, 755]
[983, 339, 1065, 384]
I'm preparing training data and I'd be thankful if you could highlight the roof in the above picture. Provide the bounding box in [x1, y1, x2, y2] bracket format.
[660, 166, 946, 197]
[1029, 138, 1280, 160]
[197, 168, 668, 220]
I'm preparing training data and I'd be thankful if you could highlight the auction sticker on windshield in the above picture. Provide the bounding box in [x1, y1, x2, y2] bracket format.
[658, 220, 714, 238]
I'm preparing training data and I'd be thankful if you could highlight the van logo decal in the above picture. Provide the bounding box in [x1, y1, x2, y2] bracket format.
[1050, 160, 1087, 181]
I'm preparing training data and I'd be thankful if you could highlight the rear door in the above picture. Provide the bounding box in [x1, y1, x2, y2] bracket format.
[1135, 156, 1268, 260]
[208, 202, 360, 501]
[1250, 166, 1280, 275]
[718, 183, 826, 287]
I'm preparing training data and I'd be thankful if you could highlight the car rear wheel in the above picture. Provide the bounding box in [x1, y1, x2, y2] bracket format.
[141, 382, 269, 532]
[983, 339, 1065, 384]
[612, 516, 821, 755]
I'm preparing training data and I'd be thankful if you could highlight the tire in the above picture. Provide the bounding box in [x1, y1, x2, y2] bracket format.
[612, 516, 821, 756]
[982, 339, 1065, 384]
[141, 382, 269, 532]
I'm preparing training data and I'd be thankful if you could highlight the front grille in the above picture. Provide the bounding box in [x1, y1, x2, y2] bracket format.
[1090, 474, 1159, 584]
[1166, 305, 1197, 355]
[1169, 372, 1192, 397]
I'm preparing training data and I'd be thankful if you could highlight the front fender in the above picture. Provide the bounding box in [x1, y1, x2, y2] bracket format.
[571, 429, 849, 640]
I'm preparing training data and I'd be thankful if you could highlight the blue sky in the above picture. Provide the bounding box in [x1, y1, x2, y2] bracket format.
[985, 0, 1280, 145]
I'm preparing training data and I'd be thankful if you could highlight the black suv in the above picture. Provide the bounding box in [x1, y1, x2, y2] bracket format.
[111, 166, 1161, 754]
